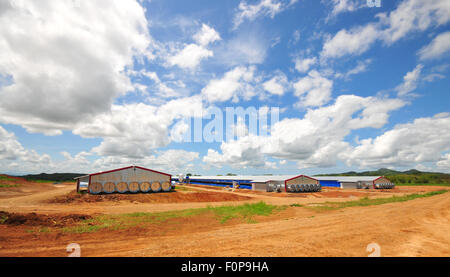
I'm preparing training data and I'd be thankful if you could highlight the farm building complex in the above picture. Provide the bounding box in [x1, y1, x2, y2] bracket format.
[315, 176, 394, 189]
[173, 174, 394, 192]
[173, 174, 321, 192]
[75, 165, 394, 194]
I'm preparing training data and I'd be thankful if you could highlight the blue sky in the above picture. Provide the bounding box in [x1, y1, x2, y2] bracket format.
[0, 0, 449, 175]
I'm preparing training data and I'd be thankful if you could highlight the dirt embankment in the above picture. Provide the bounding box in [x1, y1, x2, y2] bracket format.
[47, 190, 252, 204]
[0, 211, 91, 227]
[0, 174, 32, 183]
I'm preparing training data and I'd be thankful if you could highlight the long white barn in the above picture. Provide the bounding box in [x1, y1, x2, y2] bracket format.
[173, 174, 394, 191]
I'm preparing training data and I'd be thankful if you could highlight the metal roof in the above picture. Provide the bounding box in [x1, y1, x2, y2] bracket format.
[314, 176, 382, 182]
[74, 166, 171, 180]
[89, 165, 171, 177]
[185, 175, 311, 183]
[184, 175, 384, 183]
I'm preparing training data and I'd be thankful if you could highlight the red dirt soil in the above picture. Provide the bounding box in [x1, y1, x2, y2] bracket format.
[0, 211, 91, 227]
[47, 190, 251, 204]
[0, 174, 31, 183]
[0, 208, 295, 257]
[0, 191, 449, 257]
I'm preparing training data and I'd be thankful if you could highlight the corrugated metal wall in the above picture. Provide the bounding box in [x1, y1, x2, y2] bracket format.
[286, 176, 319, 186]
[252, 182, 268, 191]
[340, 182, 357, 189]
[373, 177, 393, 185]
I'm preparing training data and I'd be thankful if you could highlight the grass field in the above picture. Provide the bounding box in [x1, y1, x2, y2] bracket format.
[0, 176, 16, 181]
[395, 183, 450, 187]
[0, 184, 19, 188]
[173, 186, 196, 192]
[209, 201, 285, 223]
[0, 176, 20, 188]
[302, 190, 448, 211]
[40, 202, 286, 234]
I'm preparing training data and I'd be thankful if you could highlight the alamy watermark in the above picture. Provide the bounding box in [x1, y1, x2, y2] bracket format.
[67, 243, 81, 257]
[170, 106, 280, 144]
[367, 0, 381, 8]
[366, 242, 381, 257]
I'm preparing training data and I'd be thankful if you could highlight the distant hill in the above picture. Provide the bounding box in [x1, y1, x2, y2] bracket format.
[9, 168, 450, 185]
[315, 168, 450, 185]
[315, 168, 443, 176]
[19, 173, 85, 182]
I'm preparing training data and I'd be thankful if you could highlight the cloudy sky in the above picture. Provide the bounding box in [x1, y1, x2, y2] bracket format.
[0, 0, 449, 175]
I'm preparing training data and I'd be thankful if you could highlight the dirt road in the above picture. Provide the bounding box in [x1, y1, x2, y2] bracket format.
[0, 186, 448, 257]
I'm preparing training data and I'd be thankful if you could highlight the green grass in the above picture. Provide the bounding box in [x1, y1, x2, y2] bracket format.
[39, 227, 51, 233]
[305, 190, 448, 212]
[0, 184, 19, 188]
[206, 201, 285, 224]
[173, 186, 195, 192]
[0, 176, 16, 181]
[395, 183, 450, 187]
[0, 214, 8, 224]
[0, 176, 19, 188]
[61, 202, 284, 234]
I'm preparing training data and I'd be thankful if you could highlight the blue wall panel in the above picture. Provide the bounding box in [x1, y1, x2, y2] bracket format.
[319, 180, 341, 187]
[189, 181, 252, 190]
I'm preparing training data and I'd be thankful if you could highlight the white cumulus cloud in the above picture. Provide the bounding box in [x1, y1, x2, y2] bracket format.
[418, 31, 450, 60]
[0, 126, 53, 173]
[0, 0, 151, 135]
[293, 70, 333, 107]
[194, 24, 221, 46]
[201, 66, 256, 103]
[167, 24, 220, 69]
[232, 0, 297, 29]
[73, 95, 204, 159]
[263, 72, 289, 95]
[322, 0, 450, 59]
[329, 0, 363, 17]
[203, 95, 405, 169]
[168, 44, 213, 69]
[342, 113, 450, 168]
[294, 57, 317, 73]
[395, 64, 424, 97]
